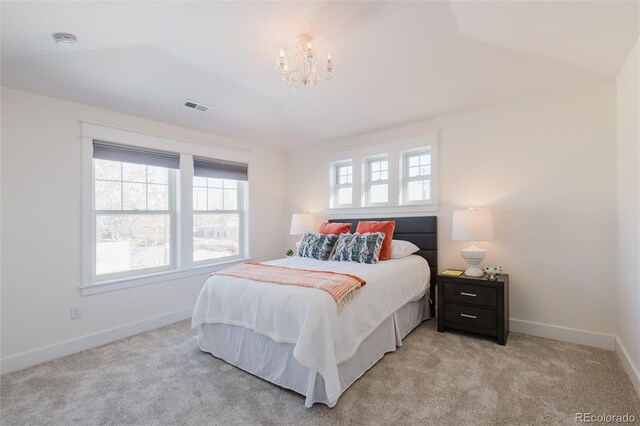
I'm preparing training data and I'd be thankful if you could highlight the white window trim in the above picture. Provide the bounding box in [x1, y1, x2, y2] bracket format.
[325, 131, 439, 213]
[81, 122, 252, 295]
[80, 257, 253, 296]
[364, 155, 390, 207]
[330, 160, 354, 208]
[325, 204, 438, 218]
[401, 148, 435, 206]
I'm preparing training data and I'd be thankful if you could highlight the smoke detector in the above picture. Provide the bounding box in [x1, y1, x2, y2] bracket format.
[53, 33, 78, 45]
[184, 100, 210, 113]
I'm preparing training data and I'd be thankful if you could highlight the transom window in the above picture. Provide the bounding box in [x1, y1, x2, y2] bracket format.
[365, 157, 389, 206]
[333, 162, 353, 207]
[325, 132, 438, 211]
[403, 149, 431, 204]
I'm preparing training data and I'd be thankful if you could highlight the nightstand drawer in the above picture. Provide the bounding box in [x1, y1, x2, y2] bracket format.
[444, 303, 497, 329]
[444, 282, 496, 307]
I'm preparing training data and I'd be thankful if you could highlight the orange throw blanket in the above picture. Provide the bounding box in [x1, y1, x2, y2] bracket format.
[213, 262, 366, 312]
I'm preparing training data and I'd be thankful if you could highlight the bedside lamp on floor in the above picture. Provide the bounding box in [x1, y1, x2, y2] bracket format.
[452, 208, 494, 277]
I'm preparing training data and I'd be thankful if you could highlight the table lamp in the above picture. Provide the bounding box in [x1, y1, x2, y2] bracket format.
[452, 208, 494, 277]
[290, 213, 317, 235]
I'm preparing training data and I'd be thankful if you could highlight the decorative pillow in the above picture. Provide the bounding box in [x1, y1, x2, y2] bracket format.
[353, 232, 385, 264]
[332, 233, 360, 262]
[318, 221, 352, 236]
[297, 232, 338, 261]
[356, 221, 396, 260]
[332, 232, 385, 264]
[390, 239, 420, 259]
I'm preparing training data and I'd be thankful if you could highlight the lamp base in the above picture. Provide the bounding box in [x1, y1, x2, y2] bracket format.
[460, 243, 487, 277]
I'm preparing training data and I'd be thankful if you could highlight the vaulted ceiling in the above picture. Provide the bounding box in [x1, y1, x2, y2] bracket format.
[1, 1, 638, 147]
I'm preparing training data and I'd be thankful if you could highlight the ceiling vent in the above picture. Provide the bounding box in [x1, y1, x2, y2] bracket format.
[53, 33, 78, 45]
[184, 100, 210, 112]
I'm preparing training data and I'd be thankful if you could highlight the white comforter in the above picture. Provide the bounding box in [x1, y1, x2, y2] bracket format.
[191, 255, 430, 404]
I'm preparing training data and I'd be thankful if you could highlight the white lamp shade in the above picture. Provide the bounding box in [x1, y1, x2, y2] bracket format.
[290, 213, 317, 235]
[452, 208, 494, 242]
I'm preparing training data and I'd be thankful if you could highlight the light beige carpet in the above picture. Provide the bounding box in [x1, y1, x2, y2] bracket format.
[1, 320, 638, 425]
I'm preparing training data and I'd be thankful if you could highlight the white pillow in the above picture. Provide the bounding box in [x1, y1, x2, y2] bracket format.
[390, 239, 420, 259]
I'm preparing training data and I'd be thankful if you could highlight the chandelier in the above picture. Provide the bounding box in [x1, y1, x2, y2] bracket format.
[276, 34, 333, 92]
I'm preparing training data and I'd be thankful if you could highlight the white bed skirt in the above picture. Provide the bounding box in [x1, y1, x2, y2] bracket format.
[197, 294, 431, 407]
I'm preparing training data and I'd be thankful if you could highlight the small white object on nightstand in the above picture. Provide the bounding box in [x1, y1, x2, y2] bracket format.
[452, 208, 494, 277]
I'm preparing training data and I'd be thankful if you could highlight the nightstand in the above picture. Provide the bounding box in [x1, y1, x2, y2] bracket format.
[437, 273, 509, 345]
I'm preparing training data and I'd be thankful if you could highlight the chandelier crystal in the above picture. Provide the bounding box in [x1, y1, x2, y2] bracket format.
[276, 33, 333, 92]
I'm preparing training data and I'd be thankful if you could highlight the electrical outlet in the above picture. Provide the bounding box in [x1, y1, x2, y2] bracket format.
[70, 305, 82, 320]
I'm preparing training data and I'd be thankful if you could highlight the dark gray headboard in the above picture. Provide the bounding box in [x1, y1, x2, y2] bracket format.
[328, 216, 438, 315]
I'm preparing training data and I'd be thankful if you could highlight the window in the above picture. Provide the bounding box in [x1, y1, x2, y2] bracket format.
[84, 128, 250, 292]
[193, 178, 242, 263]
[192, 156, 247, 264]
[365, 157, 389, 206]
[333, 161, 353, 207]
[93, 142, 178, 279]
[325, 131, 438, 211]
[402, 149, 431, 204]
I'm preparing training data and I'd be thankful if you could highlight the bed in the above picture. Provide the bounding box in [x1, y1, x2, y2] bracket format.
[192, 216, 438, 407]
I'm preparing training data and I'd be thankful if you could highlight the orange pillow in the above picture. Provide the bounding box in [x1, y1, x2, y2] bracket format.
[356, 220, 396, 260]
[318, 222, 352, 236]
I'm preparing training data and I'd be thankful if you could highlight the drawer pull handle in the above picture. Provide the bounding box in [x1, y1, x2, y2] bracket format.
[460, 313, 477, 319]
[460, 292, 476, 297]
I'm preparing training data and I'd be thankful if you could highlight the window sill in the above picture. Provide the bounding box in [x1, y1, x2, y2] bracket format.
[325, 204, 439, 216]
[81, 257, 254, 296]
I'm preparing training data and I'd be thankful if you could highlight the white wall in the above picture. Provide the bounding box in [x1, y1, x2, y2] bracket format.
[285, 79, 618, 346]
[0, 88, 286, 371]
[616, 38, 640, 394]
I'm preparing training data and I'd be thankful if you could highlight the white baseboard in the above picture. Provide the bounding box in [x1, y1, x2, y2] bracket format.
[616, 337, 640, 397]
[509, 318, 616, 350]
[0, 306, 193, 375]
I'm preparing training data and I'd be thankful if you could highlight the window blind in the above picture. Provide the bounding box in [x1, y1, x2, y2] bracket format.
[92, 140, 180, 169]
[193, 156, 248, 181]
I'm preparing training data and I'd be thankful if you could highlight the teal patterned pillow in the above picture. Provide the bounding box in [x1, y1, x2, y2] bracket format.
[354, 232, 385, 264]
[297, 232, 339, 261]
[332, 232, 385, 264]
[332, 233, 360, 262]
